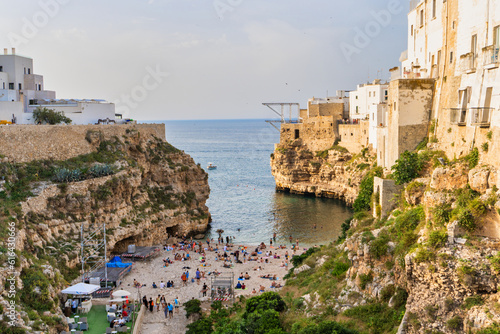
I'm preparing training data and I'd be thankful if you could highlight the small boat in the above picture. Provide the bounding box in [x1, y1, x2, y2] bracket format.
[207, 163, 217, 170]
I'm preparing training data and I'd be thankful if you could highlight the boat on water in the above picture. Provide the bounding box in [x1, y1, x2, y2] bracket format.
[207, 162, 217, 170]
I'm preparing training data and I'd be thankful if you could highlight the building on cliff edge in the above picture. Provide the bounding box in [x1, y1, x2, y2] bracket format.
[0, 48, 116, 125]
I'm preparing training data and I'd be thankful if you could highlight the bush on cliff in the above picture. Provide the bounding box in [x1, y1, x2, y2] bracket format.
[391, 151, 423, 185]
[353, 167, 383, 212]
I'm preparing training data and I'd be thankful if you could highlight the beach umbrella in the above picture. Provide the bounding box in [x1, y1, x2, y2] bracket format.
[109, 298, 134, 303]
[112, 290, 132, 298]
[216, 229, 224, 238]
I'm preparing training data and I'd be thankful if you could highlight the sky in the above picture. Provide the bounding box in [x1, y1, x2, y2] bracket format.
[0, 0, 409, 120]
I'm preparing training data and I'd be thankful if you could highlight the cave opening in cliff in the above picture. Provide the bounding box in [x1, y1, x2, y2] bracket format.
[166, 225, 180, 239]
[112, 236, 138, 254]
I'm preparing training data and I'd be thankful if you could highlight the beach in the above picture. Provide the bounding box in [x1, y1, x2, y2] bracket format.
[119, 240, 297, 333]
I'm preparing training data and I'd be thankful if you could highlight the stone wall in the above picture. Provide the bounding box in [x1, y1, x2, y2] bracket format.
[308, 101, 344, 118]
[0, 123, 165, 163]
[373, 177, 403, 218]
[279, 116, 339, 152]
[338, 120, 370, 153]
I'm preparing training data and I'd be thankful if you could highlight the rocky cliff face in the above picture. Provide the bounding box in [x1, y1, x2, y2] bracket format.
[270, 139, 375, 205]
[0, 126, 210, 333]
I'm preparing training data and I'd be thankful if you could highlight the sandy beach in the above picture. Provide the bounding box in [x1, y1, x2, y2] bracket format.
[119, 239, 299, 333]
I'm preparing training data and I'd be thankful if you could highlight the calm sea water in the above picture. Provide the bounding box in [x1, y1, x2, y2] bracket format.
[159, 119, 352, 246]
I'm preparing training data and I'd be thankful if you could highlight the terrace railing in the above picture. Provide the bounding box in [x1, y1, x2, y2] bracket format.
[470, 107, 494, 127]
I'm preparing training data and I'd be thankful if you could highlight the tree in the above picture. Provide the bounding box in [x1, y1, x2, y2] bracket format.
[32, 107, 72, 125]
[391, 151, 423, 185]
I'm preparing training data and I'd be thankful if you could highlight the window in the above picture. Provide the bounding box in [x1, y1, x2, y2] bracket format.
[28, 68, 31, 74]
[494, 26, 500, 49]
[2, 83, 4, 89]
[0, 66, 3, 72]
[294, 129, 300, 139]
[411, 25, 414, 36]
[450, 51, 454, 64]
[432, 0, 437, 18]
[9, 83, 13, 90]
[356, 106, 359, 113]
[24, 68, 26, 75]
[471, 34, 477, 62]
[420, 10, 424, 27]
[18, 83, 22, 90]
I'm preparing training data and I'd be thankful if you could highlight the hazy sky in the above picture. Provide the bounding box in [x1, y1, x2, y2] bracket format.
[0, 0, 409, 120]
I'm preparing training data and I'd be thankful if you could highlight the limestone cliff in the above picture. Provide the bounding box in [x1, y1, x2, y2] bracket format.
[0, 124, 210, 333]
[270, 138, 375, 205]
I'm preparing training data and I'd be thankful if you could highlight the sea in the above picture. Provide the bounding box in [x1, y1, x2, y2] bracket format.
[158, 119, 352, 247]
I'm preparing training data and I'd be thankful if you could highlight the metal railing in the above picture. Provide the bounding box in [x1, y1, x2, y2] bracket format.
[484, 46, 499, 67]
[450, 108, 468, 126]
[470, 107, 494, 127]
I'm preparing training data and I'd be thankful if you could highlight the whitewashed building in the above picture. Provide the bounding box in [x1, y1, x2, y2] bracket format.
[398, 0, 500, 163]
[349, 80, 389, 150]
[0, 48, 115, 124]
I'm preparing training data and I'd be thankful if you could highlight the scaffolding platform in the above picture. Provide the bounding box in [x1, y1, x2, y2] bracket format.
[84, 265, 132, 287]
[211, 274, 235, 303]
[121, 246, 161, 261]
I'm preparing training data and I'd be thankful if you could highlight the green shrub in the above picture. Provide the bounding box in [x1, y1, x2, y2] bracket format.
[379, 284, 395, 302]
[245, 292, 286, 315]
[183, 298, 202, 318]
[414, 247, 435, 263]
[186, 316, 213, 334]
[428, 230, 448, 249]
[487, 131, 493, 141]
[344, 302, 402, 333]
[295, 321, 358, 334]
[463, 295, 484, 309]
[464, 147, 479, 169]
[353, 167, 383, 212]
[291, 247, 319, 267]
[482, 142, 489, 152]
[469, 198, 487, 216]
[432, 204, 451, 226]
[20, 267, 54, 312]
[457, 208, 475, 232]
[359, 272, 373, 290]
[33, 107, 71, 125]
[369, 232, 390, 259]
[391, 151, 423, 185]
[446, 316, 463, 331]
[88, 164, 114, 178]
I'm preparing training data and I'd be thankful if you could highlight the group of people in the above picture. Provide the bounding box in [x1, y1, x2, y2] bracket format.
[152, 280, 175, 289]
[142, 295, 180, 319]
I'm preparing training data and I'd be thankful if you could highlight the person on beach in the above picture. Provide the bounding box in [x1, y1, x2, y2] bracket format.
[273, 232, 276, 242]
[195, 269, 201, 284]
[202, 283, 208, 297]
[174, 297, 180, 312]
[289, 235, 293, 243]
[156, 295, 161, 312]
[163, 303, 168, 319]
[168, 303, 174, 319]
[181, 272, 187, 286]
[149, 298, 154, 312]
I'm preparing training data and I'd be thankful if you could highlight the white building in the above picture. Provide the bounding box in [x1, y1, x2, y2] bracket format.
[0, 48, 115, 125]
[349, 80, 389, 149]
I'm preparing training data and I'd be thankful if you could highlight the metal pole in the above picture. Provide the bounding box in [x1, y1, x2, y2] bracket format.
[104, 223, 108, 288]
[81, 222, 84, 283]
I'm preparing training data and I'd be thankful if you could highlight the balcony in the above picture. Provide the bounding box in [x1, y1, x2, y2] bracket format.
[470, 107, 493, 127]
[461, 53, 476, 73]
[483, 46, 499, 69]
[450, 108, 468, 126]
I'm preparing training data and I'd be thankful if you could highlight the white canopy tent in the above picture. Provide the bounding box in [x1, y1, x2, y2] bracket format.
[112, 290, 132, 298]
[61, 283, 100, 295]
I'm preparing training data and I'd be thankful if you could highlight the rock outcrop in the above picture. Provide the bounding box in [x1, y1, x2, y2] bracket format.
[270, 140, 374, 205]
[0, 125, 210, 333]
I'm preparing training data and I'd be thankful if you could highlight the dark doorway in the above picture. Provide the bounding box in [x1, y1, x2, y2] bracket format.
[294, 129, 300, 139]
